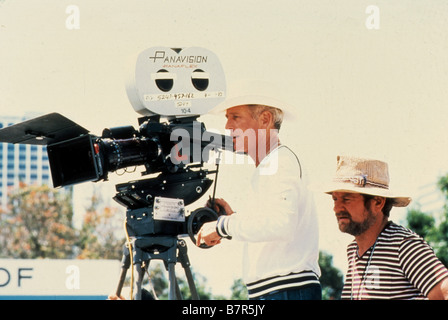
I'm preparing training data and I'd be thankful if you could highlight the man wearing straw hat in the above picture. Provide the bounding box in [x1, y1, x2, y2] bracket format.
[196, 80, 321, 300]
[325, 155, 448, 299]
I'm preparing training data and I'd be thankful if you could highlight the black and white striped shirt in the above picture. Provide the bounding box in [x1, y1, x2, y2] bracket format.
[342, 222, 448, 300]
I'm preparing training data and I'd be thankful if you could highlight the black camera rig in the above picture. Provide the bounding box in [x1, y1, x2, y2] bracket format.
[0, 47, 232, 299]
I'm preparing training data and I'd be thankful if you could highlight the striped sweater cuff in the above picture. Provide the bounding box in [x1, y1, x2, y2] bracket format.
[216, 215, 232, 239]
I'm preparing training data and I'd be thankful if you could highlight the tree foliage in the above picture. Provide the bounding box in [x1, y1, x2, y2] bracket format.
[0, 184, 124, 260]
[230, 278, 248, 300]
[319, 250, 344, 300]
[0, 184, 76, 258]
[75, 188, 125, 259]
[405, 174, 448, 267]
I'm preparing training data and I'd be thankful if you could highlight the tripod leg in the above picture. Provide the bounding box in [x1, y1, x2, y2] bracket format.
[183, 264, 199, 300]
[174, 277, 183, 300]
[177, 240, 199, 300]
[115, 267, 128, 298]
[132, 262, 146, 300]
[115, 244, 130, 298]
[167, 262, 178, 300]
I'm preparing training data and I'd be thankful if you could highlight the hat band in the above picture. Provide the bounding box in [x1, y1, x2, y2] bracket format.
[333, 175, 389, 190]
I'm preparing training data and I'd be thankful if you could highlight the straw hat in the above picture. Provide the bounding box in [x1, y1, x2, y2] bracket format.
[323, 155, 412, 207]
[209, 79, 297, 121]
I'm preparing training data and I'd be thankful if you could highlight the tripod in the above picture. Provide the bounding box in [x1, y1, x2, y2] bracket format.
[115, 235, 199, 300]
[111, 166, 222, 300]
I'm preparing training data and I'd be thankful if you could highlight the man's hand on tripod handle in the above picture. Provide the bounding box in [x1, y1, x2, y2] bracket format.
[207, 197, 234, 216]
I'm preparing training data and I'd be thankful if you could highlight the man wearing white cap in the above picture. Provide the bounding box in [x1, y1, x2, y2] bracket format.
[196, 80, 321, 300]
[325, 155, 448, 299]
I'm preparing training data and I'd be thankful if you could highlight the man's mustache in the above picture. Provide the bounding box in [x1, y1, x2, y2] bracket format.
[336, 212, 351, 219]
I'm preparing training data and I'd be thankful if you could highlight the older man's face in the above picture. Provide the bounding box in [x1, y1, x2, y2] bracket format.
[225, 105, 259, 154]
[331, 192, 378, 236]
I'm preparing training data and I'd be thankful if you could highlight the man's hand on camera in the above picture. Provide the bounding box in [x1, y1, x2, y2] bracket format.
[196, 221, 222, 247]
[207, 198, 235, 216]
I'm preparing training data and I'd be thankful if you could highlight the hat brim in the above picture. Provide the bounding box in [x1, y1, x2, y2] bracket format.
[322, 182, 412, 207]
[208, 94, 297, 121]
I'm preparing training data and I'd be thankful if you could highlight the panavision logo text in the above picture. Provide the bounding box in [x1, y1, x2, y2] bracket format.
[149, 50, 208, 64]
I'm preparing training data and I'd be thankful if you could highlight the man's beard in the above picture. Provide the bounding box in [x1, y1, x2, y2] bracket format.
[336, 209, 377, 236]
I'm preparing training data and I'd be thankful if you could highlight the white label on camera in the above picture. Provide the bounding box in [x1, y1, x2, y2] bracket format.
[153, 197, 185, 222]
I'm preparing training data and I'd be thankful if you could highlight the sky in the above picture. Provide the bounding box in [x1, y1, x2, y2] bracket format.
[1, 0, 448, 297]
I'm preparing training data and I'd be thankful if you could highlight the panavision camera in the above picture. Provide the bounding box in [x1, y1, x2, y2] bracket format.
[0, 46, 232, 242]
[0, 47, 234, 299]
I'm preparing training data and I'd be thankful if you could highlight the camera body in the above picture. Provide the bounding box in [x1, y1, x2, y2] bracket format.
[125, 46, 226, 118]
[0, 47, 231, 246]
[46, 114, 230, 188]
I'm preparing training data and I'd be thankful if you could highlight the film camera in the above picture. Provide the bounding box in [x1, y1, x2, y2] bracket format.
[0, 47, 233, 299]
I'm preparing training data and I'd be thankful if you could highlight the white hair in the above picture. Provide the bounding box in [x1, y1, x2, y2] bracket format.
[247, 104, 284, 130]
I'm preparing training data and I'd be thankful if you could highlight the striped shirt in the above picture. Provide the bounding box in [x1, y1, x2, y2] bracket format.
[342, 222, 448, 300]
[246, 270, 320, 299]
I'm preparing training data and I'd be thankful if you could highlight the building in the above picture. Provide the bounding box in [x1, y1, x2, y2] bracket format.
[414, 180, 446, 220]
[0, 114, 52, 208]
